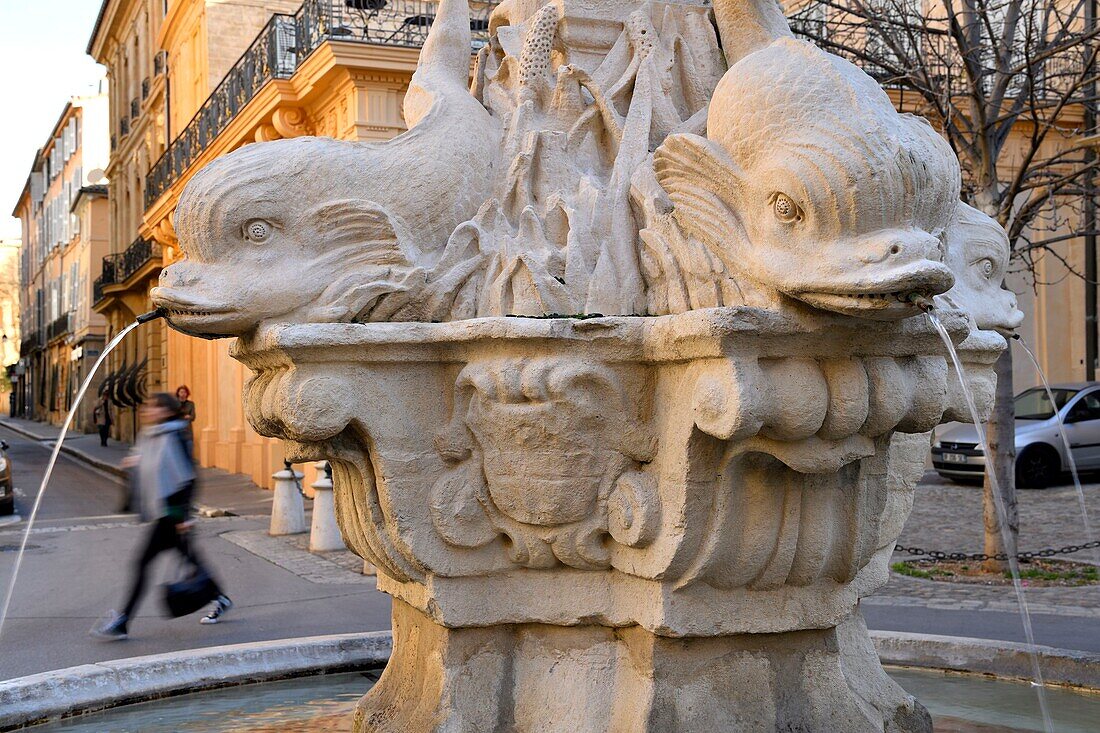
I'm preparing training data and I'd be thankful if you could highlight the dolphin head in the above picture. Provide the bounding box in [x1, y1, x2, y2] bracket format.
[936, 203, 1024, 334]
[655, 39, 958, 320]
[153, 137, 421, 338]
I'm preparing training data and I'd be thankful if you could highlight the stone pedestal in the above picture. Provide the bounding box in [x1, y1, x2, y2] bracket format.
[309, 461, 345, 552]
[269, 465, 307, 536]
[231, 310, 989, 732]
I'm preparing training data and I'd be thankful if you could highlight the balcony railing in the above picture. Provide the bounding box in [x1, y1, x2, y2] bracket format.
[144, 14, 297, 208]
[96, 237, 162, 304]
[47, 313, 72, 342]
[20, 334, 42, 356]
[144, 0, 497, 209]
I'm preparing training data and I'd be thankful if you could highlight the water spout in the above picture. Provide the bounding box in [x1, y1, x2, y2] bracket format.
[904, 292, 935, 312]
[0, 319, 145, 641]
[136, 307, 167, 324]
[927, 311, 1054, 732]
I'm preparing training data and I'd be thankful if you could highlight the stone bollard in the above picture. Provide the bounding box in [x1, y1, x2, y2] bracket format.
[309, 461, 345, 552]
[269, 461, 307, 536]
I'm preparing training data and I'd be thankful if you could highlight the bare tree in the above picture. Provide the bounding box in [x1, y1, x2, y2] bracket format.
[789, 0, 1100, 570]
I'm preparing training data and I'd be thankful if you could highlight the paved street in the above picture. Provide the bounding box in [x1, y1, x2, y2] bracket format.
[0, 420, 1098, 680]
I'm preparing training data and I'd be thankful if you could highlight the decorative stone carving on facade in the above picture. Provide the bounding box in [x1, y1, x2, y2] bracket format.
[151, 0, 1026, 729]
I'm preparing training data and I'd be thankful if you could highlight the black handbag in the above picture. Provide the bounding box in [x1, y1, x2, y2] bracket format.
[162, 543, 219, 618]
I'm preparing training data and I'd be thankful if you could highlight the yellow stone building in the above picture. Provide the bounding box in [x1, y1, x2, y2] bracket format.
[90, 0, 492, 486]
[11, 93, 112, 431]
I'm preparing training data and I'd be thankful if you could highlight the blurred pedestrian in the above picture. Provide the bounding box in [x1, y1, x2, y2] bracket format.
[92, 394, 112, 447]
[91, 392, 232, 640]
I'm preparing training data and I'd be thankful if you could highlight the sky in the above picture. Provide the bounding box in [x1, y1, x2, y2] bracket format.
[0, 0, 107, 240]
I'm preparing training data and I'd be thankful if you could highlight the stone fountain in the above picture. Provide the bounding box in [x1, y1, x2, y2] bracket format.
[151, 0, 1022, 729]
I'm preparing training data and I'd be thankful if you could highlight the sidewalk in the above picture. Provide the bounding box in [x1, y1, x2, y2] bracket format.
[0, 416, 275, 517]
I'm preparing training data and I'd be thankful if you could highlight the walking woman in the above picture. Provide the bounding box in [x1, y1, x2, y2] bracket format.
[92, 394, 111, 447]
[92, 392, 232, 640]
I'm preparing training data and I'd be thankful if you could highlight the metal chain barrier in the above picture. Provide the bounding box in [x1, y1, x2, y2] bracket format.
[894, 541, 1100, 563]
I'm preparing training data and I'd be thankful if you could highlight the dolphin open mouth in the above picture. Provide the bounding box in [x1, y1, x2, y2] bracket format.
[795, 290, 934, 320]
[151, 288, 230, 321]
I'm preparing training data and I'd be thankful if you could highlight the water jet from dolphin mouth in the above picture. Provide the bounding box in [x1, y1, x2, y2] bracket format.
[927, 310, 1054, 733]
[0, 316, 156, 642]
[1015, 335, 1098, 565]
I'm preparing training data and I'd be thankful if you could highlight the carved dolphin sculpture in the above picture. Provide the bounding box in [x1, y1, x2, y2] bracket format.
[937, 203, 1023, 334]
[152, 0, 500, 338]
[654, 6, 959, 321]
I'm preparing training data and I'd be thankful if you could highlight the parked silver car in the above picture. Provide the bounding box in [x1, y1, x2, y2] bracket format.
[932, 382, 1100, 488]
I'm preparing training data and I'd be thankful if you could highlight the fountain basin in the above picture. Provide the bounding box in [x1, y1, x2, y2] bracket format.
[229, 308, 982, 731]
[5, 632, 1099, 732]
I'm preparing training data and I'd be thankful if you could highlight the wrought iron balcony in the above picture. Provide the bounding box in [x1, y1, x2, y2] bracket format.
[144, 0, 497, 209]
[118, 237, 161, 282]
[96, 237, 162, 301]
[47, 313, 72, 342]
[20, 333, 42, 356]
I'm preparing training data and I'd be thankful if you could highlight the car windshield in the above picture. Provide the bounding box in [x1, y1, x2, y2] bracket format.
[1014, 388, 1078, 420]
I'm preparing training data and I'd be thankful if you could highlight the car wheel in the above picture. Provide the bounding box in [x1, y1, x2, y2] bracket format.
[1016, 446, 1059, 489]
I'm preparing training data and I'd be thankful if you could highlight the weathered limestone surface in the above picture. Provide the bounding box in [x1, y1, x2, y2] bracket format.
[152, 0, 1022, 729]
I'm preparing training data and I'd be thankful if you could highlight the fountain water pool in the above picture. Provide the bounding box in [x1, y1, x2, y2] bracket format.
[15, 669, 1100, 733]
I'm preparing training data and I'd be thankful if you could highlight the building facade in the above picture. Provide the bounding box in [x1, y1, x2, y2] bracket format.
[87, 0, 303, 444]
[85, 0, 491, 487]
[11, 93, 112, 430]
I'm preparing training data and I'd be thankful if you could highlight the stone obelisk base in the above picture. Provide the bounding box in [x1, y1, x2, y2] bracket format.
[355, 601, 930, 733]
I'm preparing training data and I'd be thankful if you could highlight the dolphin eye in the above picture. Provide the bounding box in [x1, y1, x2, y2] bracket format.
[772, 193, 801, 224]
[243, 219, 272, 243]
[978, 258, 996, 279]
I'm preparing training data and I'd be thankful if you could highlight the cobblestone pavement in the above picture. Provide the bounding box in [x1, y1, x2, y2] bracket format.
[873, 469, 1100, 617]
[220, 529, 374, 585]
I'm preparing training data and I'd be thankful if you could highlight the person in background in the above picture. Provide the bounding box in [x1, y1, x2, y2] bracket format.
[92, 394, 112, 447]
[176, 385, 196, 451]
[91, 392, 232, 640]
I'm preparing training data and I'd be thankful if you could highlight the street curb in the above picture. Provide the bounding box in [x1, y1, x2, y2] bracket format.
[871, 630, 1100, 688]
[0, 419, 124, 480]
[0, 631, 392, 731]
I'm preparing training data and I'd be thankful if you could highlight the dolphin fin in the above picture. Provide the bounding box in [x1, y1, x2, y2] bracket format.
[653, 133, 744, 250]
[308, 199, 416, 265]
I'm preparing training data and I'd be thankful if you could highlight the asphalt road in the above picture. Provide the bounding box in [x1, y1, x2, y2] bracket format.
[3, 424, 125, 521]
[0, 425, 391, 681]
[863, 604, 1100, 653]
